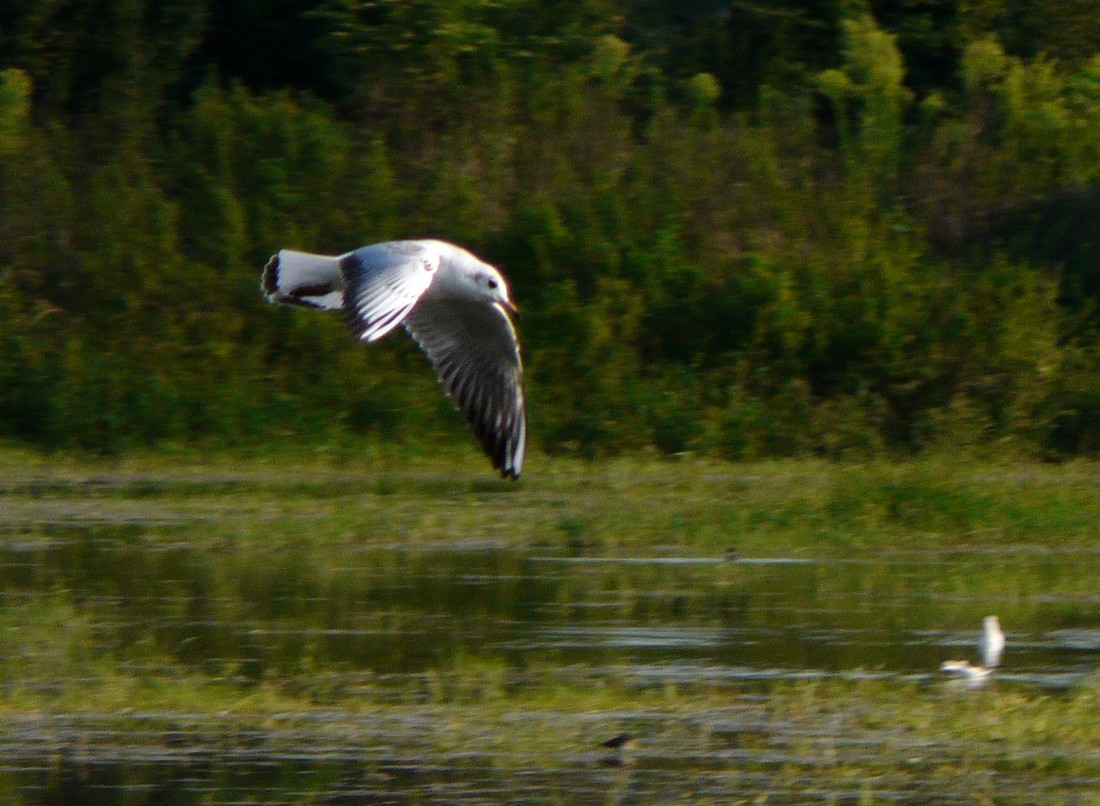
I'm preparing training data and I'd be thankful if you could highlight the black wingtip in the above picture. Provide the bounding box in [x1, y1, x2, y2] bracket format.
[489, 432, 523, 480]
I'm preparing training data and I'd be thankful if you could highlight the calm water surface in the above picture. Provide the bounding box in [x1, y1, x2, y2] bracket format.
[1, 471, 1098, 803]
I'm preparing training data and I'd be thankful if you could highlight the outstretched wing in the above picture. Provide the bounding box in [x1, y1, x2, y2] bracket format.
[403, 298, 526, 479]
[341, 242, 440, 342]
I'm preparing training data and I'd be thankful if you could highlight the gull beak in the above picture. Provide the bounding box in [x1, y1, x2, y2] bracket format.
[502, 297, 520, 315]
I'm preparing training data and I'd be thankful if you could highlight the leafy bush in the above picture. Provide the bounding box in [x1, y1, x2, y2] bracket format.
[0, 5, 1097, 459]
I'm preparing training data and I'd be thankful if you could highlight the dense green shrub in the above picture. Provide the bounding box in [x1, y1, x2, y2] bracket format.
[0, 4, 1098, 458]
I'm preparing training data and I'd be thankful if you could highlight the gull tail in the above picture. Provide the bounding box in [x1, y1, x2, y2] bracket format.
[261, 250, 345, 310]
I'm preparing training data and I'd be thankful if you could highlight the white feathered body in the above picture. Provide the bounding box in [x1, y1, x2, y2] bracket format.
[262, 240, 485, 315]
[981, 615, 1005, 669]
[261, 239, 526, 479]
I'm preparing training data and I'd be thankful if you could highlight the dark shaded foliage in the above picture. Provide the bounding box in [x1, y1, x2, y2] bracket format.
[0, 2, 1098, 459]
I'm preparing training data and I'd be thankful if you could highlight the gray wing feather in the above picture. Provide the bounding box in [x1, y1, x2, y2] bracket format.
[341, 243, 439, 342]
[403, 299, 526, 479]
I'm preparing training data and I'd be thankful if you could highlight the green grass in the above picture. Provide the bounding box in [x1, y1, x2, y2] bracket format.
[2, 447, 1100, 801]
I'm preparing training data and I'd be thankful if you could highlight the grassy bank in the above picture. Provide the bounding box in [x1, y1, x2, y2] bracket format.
[1, 449, 1099, 802]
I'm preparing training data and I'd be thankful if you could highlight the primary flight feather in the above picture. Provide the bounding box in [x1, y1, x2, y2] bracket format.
[261, 239, 526, 479]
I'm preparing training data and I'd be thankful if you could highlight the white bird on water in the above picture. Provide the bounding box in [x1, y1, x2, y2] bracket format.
[980, 614, 1005, 670]
[940, 658, 991, 684]
[261, 240, 526, 479]
[941, 615, 1005, 687]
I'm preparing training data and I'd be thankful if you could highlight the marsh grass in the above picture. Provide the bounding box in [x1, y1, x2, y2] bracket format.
[2, 448, 1100, 801]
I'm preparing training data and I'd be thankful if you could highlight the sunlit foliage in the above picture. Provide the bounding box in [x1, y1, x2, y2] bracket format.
[0, 2, 1098, 458]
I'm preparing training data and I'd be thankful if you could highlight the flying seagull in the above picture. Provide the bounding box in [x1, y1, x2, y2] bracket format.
[261, 240, 526, 478]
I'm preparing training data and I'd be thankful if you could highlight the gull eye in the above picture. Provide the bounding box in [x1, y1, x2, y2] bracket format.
[487, 278, 498, 289]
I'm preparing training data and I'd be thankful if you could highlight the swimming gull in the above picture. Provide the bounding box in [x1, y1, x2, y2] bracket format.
[939, 659, 992, 687]
[940, 614, 1005, 688]
[261, 239, 526, 478]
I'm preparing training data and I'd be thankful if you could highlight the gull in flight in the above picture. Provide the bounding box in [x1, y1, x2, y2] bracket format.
[261, 240, 526, 478]
[941, 615, 1005, 687]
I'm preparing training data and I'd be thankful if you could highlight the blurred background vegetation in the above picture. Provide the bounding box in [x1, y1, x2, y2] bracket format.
[1, 0, 1099, 460]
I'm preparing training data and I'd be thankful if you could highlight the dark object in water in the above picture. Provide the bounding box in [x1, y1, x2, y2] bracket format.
[600, 733, 636, 750]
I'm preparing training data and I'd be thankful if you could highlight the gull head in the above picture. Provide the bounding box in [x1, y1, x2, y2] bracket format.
[449, 249, 517, 314]
[434, 241, 518, 315]
[473, 264, 517, 314]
